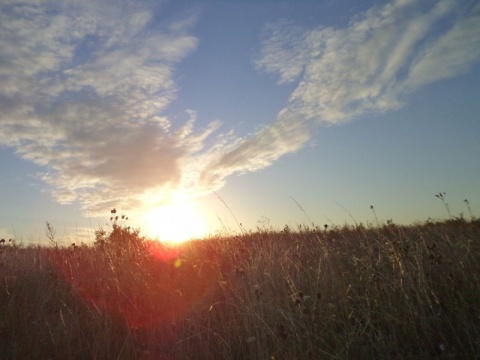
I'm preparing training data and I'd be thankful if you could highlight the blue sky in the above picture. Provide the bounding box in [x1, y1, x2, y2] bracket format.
[1, 0, 479, 244]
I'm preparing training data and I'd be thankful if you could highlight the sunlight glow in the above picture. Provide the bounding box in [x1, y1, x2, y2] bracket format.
[142, 195, 208, 244]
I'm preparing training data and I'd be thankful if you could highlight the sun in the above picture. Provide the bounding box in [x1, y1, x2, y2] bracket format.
[142, 196, 208, 244]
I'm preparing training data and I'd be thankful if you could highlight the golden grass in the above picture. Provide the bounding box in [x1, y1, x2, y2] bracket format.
[1, 217, 479, 359]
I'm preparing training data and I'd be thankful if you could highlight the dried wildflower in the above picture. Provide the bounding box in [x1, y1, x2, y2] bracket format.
[435, 192, 445, 199]
[294, 291, 310, 307]
[435, 192, 452, 218]
[464, 198, 474, 219]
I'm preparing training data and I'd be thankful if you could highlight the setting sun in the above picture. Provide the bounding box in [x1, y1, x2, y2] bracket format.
[142, 196, 209, 244]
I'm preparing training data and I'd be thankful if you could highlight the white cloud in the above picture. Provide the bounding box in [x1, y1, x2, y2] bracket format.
[406, 5, 480, 88]
[255, 20, 310, 84]
[199, 0, 480, 190]
[199, 109, 312, 188]
[255, 0, 479, 124]
[1, 0, 479, 218]
[0, 0, 215, 215]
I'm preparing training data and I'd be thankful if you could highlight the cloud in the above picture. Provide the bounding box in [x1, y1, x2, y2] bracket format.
[199, 109, 312, 188]
[0, 0, 213, 214]
[1, 0, 479, 217]
[255, 0, 479, 124]
[406, 5, 480, 88]
[199, 0, 480, 186]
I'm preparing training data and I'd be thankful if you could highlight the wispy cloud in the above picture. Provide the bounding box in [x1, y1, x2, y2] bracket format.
[254, 0, 480, 123]
[0, 0, 214, 213]
[199, 109, 312, 188]
[200, 0, 479, 182]
[199, 0, 480, 186]
[1, 0, 479, 216]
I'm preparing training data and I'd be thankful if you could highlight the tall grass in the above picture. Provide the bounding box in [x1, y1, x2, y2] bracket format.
[1, 216, 479, 359]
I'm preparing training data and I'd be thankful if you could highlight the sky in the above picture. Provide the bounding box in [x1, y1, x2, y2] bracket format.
[1, 0, 479, 244]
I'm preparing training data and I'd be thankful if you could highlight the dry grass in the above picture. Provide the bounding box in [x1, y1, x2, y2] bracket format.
[1, 217, 479, 359]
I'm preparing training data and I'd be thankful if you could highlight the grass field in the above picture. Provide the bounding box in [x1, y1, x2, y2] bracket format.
[1, 215, 479, 359]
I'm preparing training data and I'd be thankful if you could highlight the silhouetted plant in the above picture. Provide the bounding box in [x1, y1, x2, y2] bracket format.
[94, 208, 144, 250]
[45, 221, 57, 248]
[464, 198, 475, 220]
[7, 196, 477, 359]
[435, 192, 452, 219]
[370, 204, 379, 226]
